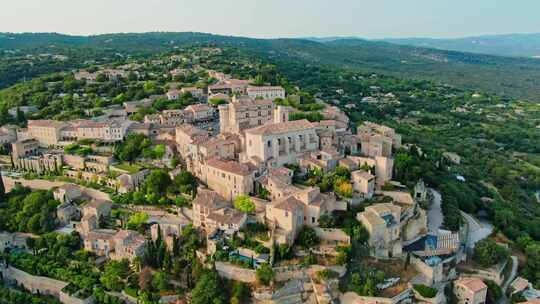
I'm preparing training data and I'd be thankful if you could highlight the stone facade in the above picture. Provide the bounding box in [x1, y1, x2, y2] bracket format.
[244, 119, 319, 168]
[203, 158, 256, 201]
[357, 203, 403, 258]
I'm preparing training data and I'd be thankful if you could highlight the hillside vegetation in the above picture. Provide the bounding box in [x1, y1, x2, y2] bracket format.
[2, 32, 540, 100]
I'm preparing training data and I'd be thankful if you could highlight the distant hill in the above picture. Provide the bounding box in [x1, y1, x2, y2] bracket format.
[383, 33, 540, 58]
[1, 32, 540, 101]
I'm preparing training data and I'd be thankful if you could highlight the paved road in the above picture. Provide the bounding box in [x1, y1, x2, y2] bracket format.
[427, 188, 444, 233]
[502, 256, 519, 292]
[461, 211, 493, 249]
[498, 256, 519, 304]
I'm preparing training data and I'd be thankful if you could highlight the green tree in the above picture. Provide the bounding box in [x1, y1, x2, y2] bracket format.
[100, 260, 131, 291]
[0, 175, 6, 203]
[152, 271, 169, 292]
[174, 171, 198, 197]
[127, 212, 149, 231]
[318, 214, 336, 228]
[191, 270, 225, 304]
[296, 226, 320, 249]
[484, 280, 502, 304]
[256, 263, 275, 286]
[473, 239, 509, 268]
[234, 195, 255, 213]
[144, 170, 172, 196]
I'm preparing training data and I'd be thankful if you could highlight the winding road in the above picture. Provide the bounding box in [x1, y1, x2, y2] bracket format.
[427, 188, 444, 232]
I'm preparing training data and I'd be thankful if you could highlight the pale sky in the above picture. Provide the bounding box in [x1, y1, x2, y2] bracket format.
[1, 0, 539, 39]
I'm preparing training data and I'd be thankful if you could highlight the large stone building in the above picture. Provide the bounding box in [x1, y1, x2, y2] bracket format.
[27, 120, 68, 146]
[66, 119, 132, 142]
[246, 86, 286, 100]
[203, 158, 256, 201]
[265, 187, 345, 245]
[357, 122, 402, 158]
[357, 203, 402, 258]
[219, 96, 276, 135]
[244, 119, 319, 167]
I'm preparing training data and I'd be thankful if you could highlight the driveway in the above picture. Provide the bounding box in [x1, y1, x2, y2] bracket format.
[461, 211, 493, 249]
[427, 188, 444, 233]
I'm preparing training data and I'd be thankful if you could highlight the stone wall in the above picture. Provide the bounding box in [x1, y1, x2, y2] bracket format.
[411, 255, 443, 286]
[313, 228, 351, 244]
[2, 176, 110, 202]
[215, 262, 256, 283]
[2, 176, 64, 192]
[1, 265, 67, 297]
[0, 265, 94, 304]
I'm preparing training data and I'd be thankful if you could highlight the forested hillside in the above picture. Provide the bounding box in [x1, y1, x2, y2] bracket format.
[2, 32, 540, 100]
[384, 33, 540, 58]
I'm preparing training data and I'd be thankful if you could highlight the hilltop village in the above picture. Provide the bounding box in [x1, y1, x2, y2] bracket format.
[0, 47, 532, 304]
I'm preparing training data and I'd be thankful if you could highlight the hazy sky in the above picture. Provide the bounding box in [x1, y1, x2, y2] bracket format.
[1, 0, 539, 39]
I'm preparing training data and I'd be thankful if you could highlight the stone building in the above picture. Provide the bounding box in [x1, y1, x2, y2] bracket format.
[11, 138, 39, 159]
[266, 187, 345, 245]
[175, 124, 208, 159]
[454, 277, 487, 304]
[218, 96, 275, 135]
[246, 86, 286, 100]
[53, 184, 83, 203]
[244, 119, 319, 168]
[184, 104, 215, 122]
[357, 203, 402, 258]
[27, 120, 68, 146]
[112, 230, 147, 261]
[192, 189, 247, 235]
[203, 159, 256, 201]
[13, 153, 62, 174]
[351, 170, 375, 199]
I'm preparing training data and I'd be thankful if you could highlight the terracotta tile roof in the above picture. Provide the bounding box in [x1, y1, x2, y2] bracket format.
[455, 277, 487, 293]
[176, 124, 206, 137]
[114, 229, 146, 248]
[185, 104, 212, 112]
[206, 207, 246, 226]
[86, 229, 116, 240]
[84, 199, 112, 210]
[206, 159, 255, 176]
[231, 96, 274, 107]
[352, 170, 375, 180]
[28, 120, 67, 128]
[245, 119, 315, 136]
[192, 189, 228, 208]
[273, 196, 304, 212]
[247, 86, 284, 92]
[510, 277, 530, 293]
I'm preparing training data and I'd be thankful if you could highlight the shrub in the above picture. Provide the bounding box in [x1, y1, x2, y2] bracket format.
[256, 263, 275, 286]
[414, 284, 438, 298]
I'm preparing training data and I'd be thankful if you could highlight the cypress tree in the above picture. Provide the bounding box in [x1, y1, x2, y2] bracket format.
[0, 173, 5, 203]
